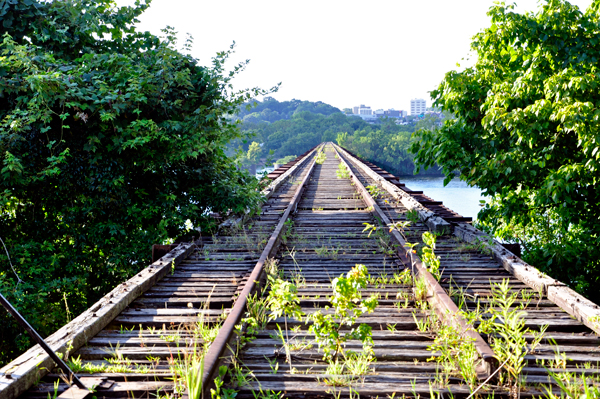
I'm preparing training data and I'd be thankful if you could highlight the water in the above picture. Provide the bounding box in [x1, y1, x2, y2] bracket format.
[256, 166, 274, 179]
[398, 176, 485, 220]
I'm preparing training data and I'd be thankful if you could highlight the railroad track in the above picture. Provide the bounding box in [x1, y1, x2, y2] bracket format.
[234, 145, 448, 398]
[4, 147, 320, 399]
[3, 143, 600, 399]
[338, 144, 600, 396]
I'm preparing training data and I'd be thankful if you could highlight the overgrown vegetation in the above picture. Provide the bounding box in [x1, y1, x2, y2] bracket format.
[308, 264, 379, 362]
[315, 149, 327, 165]
[380, 193, 600, 399]
[420, 232, 441, 280]
[63, 298, 221, 399]
[261, 263, 380, 388]
[421, 277, 552, 399]
[411, 0, 600, 302]
[0, 0, 273, 365]
[336, 163, 351, 180]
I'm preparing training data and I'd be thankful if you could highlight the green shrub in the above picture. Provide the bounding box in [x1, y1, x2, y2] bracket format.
[0, 0, 272, 365]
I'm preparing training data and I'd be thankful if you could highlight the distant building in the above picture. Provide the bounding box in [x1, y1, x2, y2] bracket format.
[358, 105, 372, 115]
[352, 105, 367, 114]
[352, 105, 372, 115]
[410, 99, 427, 115]
[351, 105, 377, 120]
[350, 105, 406, 121]
[377, 109, 405, 119]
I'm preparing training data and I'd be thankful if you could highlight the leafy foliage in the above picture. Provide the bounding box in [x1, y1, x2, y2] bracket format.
[462, 278, 547, 395]
[0, 0, 272, 364]
[420, 232, 441, 280]
[267, 278, 303, 321]
[241, 111, 357, 159]
[335, 163, 350, 180]
[308, 264, 379, 361]
[478, 280, 545, 388]
[274, 154, 297, 165]
[339, 115, 448, 176]
[411, 0, 600, 300]
[236, 98, 443, 176]
[239, 141, 262, 166]
[238, 97, 342, 123]
[427, 320, 479, 391]
[315, 149, 326, 165]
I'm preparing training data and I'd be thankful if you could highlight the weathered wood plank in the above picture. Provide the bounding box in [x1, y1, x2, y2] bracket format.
[0, 243, 194, 399]
[453, 222, 600, 335]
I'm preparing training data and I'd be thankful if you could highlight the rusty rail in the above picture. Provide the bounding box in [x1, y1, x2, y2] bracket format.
[0, 243, 195, 399]
[332, 144, 497, 377]
[200, 144, 322, 395]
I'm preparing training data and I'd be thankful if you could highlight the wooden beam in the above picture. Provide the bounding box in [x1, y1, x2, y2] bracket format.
[0, 243, 194, 399]
[453, 222, 600, 335]
[261, 145, 320, 200]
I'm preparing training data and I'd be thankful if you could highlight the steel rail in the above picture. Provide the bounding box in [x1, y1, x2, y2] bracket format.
[200, 144, 322, 395]
[332, 144, 497, 378]
[334, 144, 451, 235]
[262, 145, 319, 200]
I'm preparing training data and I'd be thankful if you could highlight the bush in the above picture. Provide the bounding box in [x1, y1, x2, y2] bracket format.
[0, 0, 272, 365]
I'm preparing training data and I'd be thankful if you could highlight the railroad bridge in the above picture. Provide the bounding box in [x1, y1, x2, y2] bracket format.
[2, 143, 600, 398]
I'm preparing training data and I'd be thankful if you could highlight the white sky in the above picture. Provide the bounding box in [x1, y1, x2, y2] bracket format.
[118, 0, 594, 112]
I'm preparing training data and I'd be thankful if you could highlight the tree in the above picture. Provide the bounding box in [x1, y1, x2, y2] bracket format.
[411, 0, 600, 300]
[337, 119, 418, 176]
[240, 141, 262, 170]
[415, 113, 444, 131]
[234, 97, 425, 175]
[0, 0, 272, 364]
[246, 142, 262, 164]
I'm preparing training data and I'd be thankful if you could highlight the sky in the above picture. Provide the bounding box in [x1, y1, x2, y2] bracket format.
[118, 0, 594, 112]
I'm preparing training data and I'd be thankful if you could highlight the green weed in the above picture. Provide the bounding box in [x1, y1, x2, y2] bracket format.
[315, 150, 327, 164]
[406, 209, 420, 224]
[336, 163, 351, 179]
[421, 232, 441, 280]
[308, 264, 379, 361]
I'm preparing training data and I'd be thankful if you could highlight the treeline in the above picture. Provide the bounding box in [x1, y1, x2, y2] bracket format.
[238, 97, 342, 123]
[236, 98, 445, 176]
[336, 126, 415, 176]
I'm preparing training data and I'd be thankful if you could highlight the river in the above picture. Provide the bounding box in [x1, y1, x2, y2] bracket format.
[399, 176, 485, 220]
[258, 167, 485, 220]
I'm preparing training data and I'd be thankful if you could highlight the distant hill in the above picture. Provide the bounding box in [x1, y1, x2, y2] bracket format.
[234, 98, 444, 176]
[236, 98, 371, 160]
[237, 97, 342, 124]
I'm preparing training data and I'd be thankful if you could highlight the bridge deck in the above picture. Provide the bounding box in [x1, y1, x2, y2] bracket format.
[6, 143, 600, 399]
